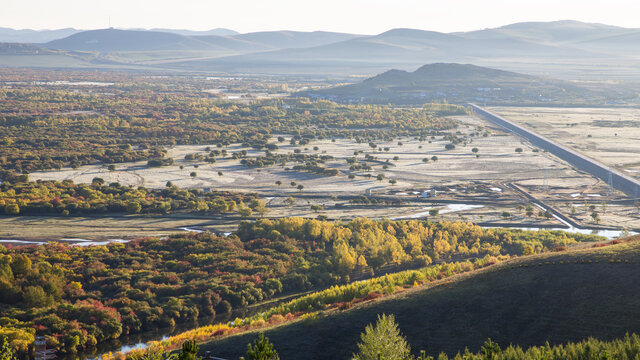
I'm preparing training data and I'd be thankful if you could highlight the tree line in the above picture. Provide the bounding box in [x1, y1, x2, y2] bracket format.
[0, 177, 258, 216]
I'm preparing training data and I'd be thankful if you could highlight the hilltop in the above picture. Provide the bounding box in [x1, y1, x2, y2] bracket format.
[44, 29, 240, 52]
[298, 63, 618, 105]
[201, 238, 640, 359]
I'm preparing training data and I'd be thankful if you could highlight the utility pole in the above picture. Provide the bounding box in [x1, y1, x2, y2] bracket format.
[607, 171, 614, 197]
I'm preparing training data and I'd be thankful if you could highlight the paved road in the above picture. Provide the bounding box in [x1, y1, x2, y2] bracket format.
[470, 104, 640, 199]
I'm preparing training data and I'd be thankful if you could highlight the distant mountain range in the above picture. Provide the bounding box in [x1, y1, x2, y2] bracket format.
[299, 63, 637, 105]
[2, 21, 640, 79]
[0, 27, 237, 43]
[43, 28, 360, 52]
[0, 27, 81, 43]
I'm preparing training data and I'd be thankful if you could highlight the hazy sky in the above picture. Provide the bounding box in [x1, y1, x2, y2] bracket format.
[3, 0, 640, 33]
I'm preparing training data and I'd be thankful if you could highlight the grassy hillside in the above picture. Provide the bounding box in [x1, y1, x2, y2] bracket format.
[201, 238, 640, 359]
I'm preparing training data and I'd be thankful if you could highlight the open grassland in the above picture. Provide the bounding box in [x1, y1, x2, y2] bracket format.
[29, 114, 566, 193]
[199, 237, 640, 359]
[26, 113, 640, 233]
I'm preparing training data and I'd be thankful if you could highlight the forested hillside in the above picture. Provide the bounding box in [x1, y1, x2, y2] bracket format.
[200, 238, 640, 359]
[0, 219, 600, 355]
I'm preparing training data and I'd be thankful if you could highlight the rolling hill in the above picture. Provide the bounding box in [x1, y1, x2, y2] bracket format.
[44, 29, 230, 52]
[458, 20, 632, 44]
[298, 63, 613, 105]
[0, 27, 238, 44]
[200, 238, 640, 359]
[0, 27, 81, 43]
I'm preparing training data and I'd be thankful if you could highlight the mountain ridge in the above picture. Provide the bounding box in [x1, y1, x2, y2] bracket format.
[4, 20, 640, 79]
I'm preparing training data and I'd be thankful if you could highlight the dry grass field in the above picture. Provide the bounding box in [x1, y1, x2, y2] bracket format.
[29, 114, 576, 194]
[490, 107, 640, 179]
[11, 112, 637, 241]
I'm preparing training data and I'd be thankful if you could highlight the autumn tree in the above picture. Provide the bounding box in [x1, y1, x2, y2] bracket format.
[285, 197, 295, 207]
[4, 204, 19, 215]
[333, 241, 356, 275]
[525, 204, 534, 217]
[250, 199, 269, 218]
[0, 336, 17, 360]
[238, 202, 253, 218]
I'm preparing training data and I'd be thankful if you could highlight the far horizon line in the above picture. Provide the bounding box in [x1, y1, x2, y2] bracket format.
[1, 19, 630, 36]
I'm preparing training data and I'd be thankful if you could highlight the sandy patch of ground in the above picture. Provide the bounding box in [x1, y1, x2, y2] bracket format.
[30, 114, 572, 194]
[489, 107, 640, 178]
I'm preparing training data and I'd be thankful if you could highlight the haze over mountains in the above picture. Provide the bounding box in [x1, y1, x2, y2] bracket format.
[0, 27, 81, 43]
[44, 28, 360, 52]
[3, 20, 640, 79]
[300, 63, 637, 105]
[0, 27, 238, 43]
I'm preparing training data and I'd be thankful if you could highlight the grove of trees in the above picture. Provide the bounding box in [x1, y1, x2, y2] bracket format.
[0, 178, 257, 216]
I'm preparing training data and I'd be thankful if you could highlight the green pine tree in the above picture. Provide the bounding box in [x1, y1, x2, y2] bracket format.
[241, 333, 280, 360]
[480, 338, 501, 360]
[353, 314, 412, 360]
[177, 340, 200, 360]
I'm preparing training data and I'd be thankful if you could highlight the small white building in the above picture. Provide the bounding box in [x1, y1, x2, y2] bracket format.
[421, 190, 437, 198]
[365, 186, 386, 196]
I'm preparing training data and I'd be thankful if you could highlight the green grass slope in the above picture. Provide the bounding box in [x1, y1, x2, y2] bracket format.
[201, 239, 640, 359]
